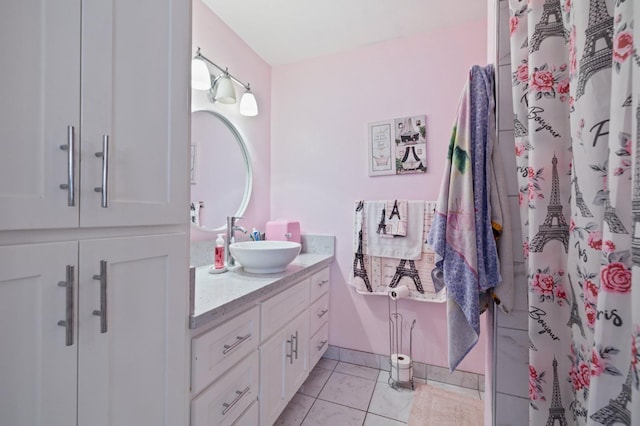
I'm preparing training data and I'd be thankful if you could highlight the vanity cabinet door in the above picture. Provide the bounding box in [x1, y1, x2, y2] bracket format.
[0, 0, 81, 230]
[79, 0, 189, 228]
[0, 242, 78, 426]
[259, 310, 309, 426]
[77, 233, 188, 426]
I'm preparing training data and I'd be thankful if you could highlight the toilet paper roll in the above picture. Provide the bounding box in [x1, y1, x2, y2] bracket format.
[390, 353, 412, 382]
[389, 285, 410, 300]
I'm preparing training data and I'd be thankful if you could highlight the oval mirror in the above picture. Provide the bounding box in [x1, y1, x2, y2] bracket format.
[190, 109, 252, 232]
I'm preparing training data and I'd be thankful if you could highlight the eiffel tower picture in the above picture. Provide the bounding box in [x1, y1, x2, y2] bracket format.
[545, 357, 568, 426]
[389, 259, 424, 293]
[590, 367, 632, 425]
[603, 192, 628, 234]
[529, 0, 566, 53]
[633, 106, 640, 265]
[576, 0, 613, 99]
[353, 230, 372, 292]
[566, 276, 585, 338]
[530, 155, 570, 253]
[573, 174, 593, 217]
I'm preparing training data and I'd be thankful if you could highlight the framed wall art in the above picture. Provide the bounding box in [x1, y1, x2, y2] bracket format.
[368, 115, 427, 176]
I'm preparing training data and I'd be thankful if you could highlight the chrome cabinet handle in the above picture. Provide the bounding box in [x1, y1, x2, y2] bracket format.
[318, 279, 329, 287]
[94, 135, 109, 207]
[317, 309, 329, 318]
[223, 333, 251, 355]
[292, 331, 299, 360]
[59, 125, 76, 206]
[57, 265, 75, 346]
[317, 340, 328, 351]
[92, 260, 108, 333]
[286, 335, 294, 364]
[221, 386, 250, 416]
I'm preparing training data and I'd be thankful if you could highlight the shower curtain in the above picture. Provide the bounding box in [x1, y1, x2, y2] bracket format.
[509, 0, 639, 424]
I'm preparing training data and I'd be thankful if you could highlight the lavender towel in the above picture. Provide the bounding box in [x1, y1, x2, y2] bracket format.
[427, 65, 500, 372]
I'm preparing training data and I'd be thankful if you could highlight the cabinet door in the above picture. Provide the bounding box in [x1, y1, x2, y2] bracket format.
[259, 326, 287, 426]
[77, 233, 189, 426]
[0, 242, 78, 425]
[80, 0, 189, 227]
[259, 310, 309, 425]
[0, 0, 81, 230]
[285, 310, 309, 399]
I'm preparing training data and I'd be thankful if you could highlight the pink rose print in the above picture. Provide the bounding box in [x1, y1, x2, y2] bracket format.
[510, 16, 519, 35]
[569, 219, 576, 233]
[578, 361, 591, 388]
[584, 279, 599, 305]
[530, 70, 555, 92]
[515, 143, 525, 157]
[563, 0, 571, 13]
[613, 31, 633, 64]
[532, 273, 554, 296]
[554, 282, 567, 301]
[523, 240, 529, 258]
[585, 302, 597, 328]
[601, 262, 631, 294]
[529, 365, 538, 400]
[569, 365, 585, 391]
[591, 348, 605, 377]
[519, 191, 524, 206]
[557, 79, 570, 95]
[587, 231, 602, 250]
[603, 240, 616, 253]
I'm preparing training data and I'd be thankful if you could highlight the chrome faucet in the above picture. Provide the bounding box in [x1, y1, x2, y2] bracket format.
[226, 216, 247, 267]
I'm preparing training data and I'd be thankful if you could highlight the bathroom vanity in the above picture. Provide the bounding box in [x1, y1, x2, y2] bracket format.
[188, 245, 333, 426]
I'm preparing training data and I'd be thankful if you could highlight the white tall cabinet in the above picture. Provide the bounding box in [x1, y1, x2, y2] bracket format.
[0, 1, 191, 425]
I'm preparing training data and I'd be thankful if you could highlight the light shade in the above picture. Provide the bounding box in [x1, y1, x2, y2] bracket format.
[213, 74, 236, 104]
[239, 90, 258, 116]
[191, 58, 211, 90]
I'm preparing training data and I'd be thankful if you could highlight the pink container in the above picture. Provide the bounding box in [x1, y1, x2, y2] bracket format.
[265, 220, 301, 243]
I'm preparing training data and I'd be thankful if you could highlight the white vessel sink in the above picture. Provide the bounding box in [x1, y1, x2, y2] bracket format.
[229, 241, 301, 274]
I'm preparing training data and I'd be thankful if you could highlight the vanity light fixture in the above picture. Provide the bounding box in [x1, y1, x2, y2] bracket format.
[191, 47, 259, 116]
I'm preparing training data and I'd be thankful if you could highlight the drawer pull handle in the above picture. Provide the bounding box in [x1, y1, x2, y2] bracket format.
[317, 340, 328, 351]
[94, 135, 109, 208]
[317, 279, 329, 286]
[223, 333, 251, 355]
[286, 333, 296, 364]
[292, 331, 299, 360]
[59, 126, 76, 206]
[317, 309, 329, 318]
[92, 260, 108, 333]
[57, 265, 75, 346]
[221, 386, 250, 415]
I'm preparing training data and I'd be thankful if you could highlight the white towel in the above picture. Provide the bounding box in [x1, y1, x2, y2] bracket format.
[365, 200, 424, 260]
[381, 199, 408, 238]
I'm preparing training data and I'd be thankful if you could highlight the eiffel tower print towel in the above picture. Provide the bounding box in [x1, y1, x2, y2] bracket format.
[350, 200, 445, 303]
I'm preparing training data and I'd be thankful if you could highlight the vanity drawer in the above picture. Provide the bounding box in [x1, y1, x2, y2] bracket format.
[309, 322, 329, 369]
[261, 279, 309, 342]
[309, 292, 330, 336]
[232, 400, 258, 426]
[191, 351, 259, 426]
[191, 306, 260, 395]
[310, 267, 330, 302]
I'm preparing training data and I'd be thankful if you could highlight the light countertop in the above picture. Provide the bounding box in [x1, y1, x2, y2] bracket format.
[190, 252, 333, 329]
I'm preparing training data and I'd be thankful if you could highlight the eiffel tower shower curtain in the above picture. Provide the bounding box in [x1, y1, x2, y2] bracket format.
[509, 0, 640, 424]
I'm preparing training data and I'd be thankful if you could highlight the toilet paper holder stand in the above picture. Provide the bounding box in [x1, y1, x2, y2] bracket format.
[388, 295, 416, 390]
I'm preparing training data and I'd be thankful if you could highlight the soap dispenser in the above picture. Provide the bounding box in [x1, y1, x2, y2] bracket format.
[209, 234, 227, 274]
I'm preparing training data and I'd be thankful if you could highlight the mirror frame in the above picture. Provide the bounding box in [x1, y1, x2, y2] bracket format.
[191, 108, 253, 232]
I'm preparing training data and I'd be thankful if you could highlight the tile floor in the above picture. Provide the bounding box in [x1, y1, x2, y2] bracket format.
[274, 358, 484, 425]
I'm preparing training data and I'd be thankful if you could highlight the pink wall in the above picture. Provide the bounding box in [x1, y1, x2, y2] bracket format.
[271, 19, 489, 373]
[191, 0, 272, 240]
